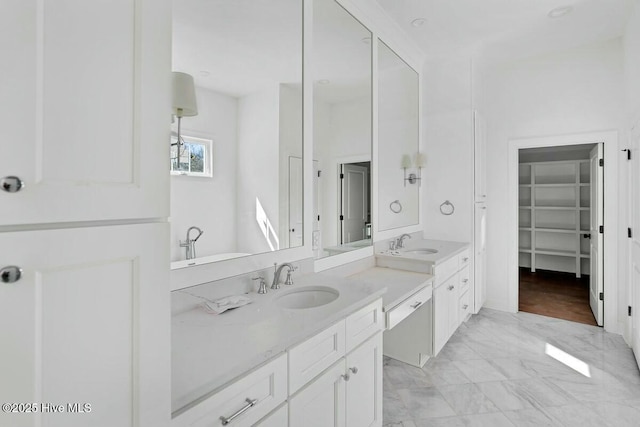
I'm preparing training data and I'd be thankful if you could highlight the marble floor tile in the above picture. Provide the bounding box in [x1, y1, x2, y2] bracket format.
[383, 308, 640, 427]
[413, 412, 515, 427]
[436, 383, 500, 415]
[396, 387, 457, 419]
[503, 407, 562, 426]
[452, 359, 508, 383]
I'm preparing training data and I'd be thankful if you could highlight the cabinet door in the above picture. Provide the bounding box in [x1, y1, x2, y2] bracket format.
[433, 284, 449, 356]
[0, 223, 170, 427]
[0, 0, 170, 226]
[345, 332, 382, 427]
[447, 274, 460, 337]
[289, 360, 346, 427]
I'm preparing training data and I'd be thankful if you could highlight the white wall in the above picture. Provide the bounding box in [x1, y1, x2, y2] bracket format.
[480, 38, 624, 311]
[422, 57, 474, 243]
[236, 85, 281, 254]
[170, 87, 238, 261]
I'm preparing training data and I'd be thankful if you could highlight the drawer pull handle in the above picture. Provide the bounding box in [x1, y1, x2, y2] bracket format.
[462, 279, 469, 283]
[463, 304, 469, 309]
[1, 266, 22, 284]
[1, 176, 24, 193]
[220, 398, 257, 425]
[462, 257, 469, 262]
[447, 285, 454, 291]
[349, 367, 358, 375]
[410, 301, 422, 309]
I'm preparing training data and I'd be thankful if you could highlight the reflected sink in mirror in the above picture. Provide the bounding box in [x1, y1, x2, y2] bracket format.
[402, 248, 438, 255]
[275, 286, 339, 309]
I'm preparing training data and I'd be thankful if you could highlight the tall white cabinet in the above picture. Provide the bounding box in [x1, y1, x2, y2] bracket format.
[518, 160, 591, 277]
[0, 1, 171, 427]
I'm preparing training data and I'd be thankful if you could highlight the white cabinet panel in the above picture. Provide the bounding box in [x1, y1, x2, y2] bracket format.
[345, 333, 382, 427]
[255, 404, 288, 427]
[345, 300, 383, 352]
[289, 360, 346, 427]
[0, 223, 169, 427]
[289, 321, 345, 394]
[0, 0, 170, 226]
[433, 273, 459, 356]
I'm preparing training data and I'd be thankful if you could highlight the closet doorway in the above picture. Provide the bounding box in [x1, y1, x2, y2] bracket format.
[517, 143, 604, 326]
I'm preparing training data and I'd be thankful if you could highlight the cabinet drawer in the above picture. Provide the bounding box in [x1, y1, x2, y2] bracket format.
[289, 321, 346, 394]
[458, 248, 471, 269]
[346, 299, 384, 352]
[459, 265, 471, 294]
[176, 353, 287, 427]
[386, 285, 432, 330]
[255, 403, 288, 427]
[459, 290, 471, 322]
[433, 257, 458, 286]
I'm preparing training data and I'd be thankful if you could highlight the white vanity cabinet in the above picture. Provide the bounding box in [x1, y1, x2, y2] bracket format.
[172, 299, 384, 427]
[433, 248, 472, 356]
[289, 332, 383, 427]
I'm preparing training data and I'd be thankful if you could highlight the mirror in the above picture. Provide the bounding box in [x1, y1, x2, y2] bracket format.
[170, 0, 303, 268]
[312, 0, 373, 259]
[377, 41, 420, 231]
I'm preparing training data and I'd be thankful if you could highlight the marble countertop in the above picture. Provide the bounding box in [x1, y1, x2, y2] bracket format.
[348, 267, 434, 312]
[376, 238, 469, 266]
[171, 273, 387, 415]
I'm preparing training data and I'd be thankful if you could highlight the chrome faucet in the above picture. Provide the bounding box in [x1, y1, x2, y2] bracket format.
[396, 233, 412, 249]
[180, 226, 204, 260]
[271, 263, 296, 290]
[252, 276, 268, 294]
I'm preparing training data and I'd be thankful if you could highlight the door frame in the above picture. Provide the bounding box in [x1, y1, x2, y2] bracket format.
[507, 130, 619, 332]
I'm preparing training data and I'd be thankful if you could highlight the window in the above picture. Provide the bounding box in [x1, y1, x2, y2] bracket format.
[170, 134, 213, 177]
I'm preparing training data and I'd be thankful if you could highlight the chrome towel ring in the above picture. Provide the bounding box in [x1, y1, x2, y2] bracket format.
[390, 200, 403, 213]
[440, 200, 455, 215]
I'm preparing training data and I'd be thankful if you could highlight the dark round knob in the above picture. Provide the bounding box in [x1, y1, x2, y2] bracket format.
[1, 176, 24, 193]
[1, 266, 22, 283]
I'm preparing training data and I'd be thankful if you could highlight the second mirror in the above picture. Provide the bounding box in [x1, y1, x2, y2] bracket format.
[312, 0, 372, 259]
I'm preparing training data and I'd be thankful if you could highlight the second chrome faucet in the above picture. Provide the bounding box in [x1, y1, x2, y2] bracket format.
[271, 262, 296, 290]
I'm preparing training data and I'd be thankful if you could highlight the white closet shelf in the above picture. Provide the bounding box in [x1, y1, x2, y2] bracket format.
[518, 159, 591, 278]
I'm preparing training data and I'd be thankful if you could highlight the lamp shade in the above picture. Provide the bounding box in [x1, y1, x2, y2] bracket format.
[172, 72, 198, 117]
[401, 154, 412, 168]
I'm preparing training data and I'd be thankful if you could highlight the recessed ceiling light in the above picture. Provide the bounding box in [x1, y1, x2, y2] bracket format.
[361, 36, 372, 44]
[411, 18, 426, 28]
[318, 79, 330, 85]
[547, 6, 573, 18]
[199, 70, 211, 77]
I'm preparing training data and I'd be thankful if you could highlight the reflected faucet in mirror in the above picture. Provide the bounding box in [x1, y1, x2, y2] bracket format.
[271, 262, 297, 290]
[180, 226, 204, 260]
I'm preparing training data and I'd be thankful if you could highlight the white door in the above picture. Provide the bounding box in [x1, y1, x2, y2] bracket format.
[345, 333, 382, 427]
[289, 360, 346, 427]
[474, 111, 487, 202]
[289, 157, 304, 248]
[0, 223, 170, 427]
[0, 1, 170, 226]
[630, 124, 640, 368]
[589, 144, 604, 326]
[340, 164, 369, 244]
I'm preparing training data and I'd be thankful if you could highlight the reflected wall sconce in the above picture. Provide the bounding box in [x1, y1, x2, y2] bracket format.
[403, 152, 425, 186]
[172, 72, 198, 159]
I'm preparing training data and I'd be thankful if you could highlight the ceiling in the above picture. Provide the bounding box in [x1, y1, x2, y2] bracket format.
[375, 0, 634, 61]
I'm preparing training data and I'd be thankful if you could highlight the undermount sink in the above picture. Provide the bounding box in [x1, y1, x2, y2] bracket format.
[403, 248, 439, 255]
[275, 286, 339, 309]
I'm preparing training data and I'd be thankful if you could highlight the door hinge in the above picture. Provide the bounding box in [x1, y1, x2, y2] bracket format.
[339, 215, 344, 221]
[629, 306, 633, 316]
[340, 173, 344, 179]
[599, 158, 604, 167]
[599, 225, 604, 234]
[599, 292, 604, 301]
[623, 149, 632, 160]
[629, 227, 633, 238]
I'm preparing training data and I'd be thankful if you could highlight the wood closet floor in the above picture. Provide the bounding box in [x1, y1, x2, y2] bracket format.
[519, 268, 597, 326]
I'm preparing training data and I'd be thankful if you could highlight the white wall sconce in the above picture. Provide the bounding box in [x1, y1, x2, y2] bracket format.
[403, 152, 425, 186]
[172, 72, 198, 160]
